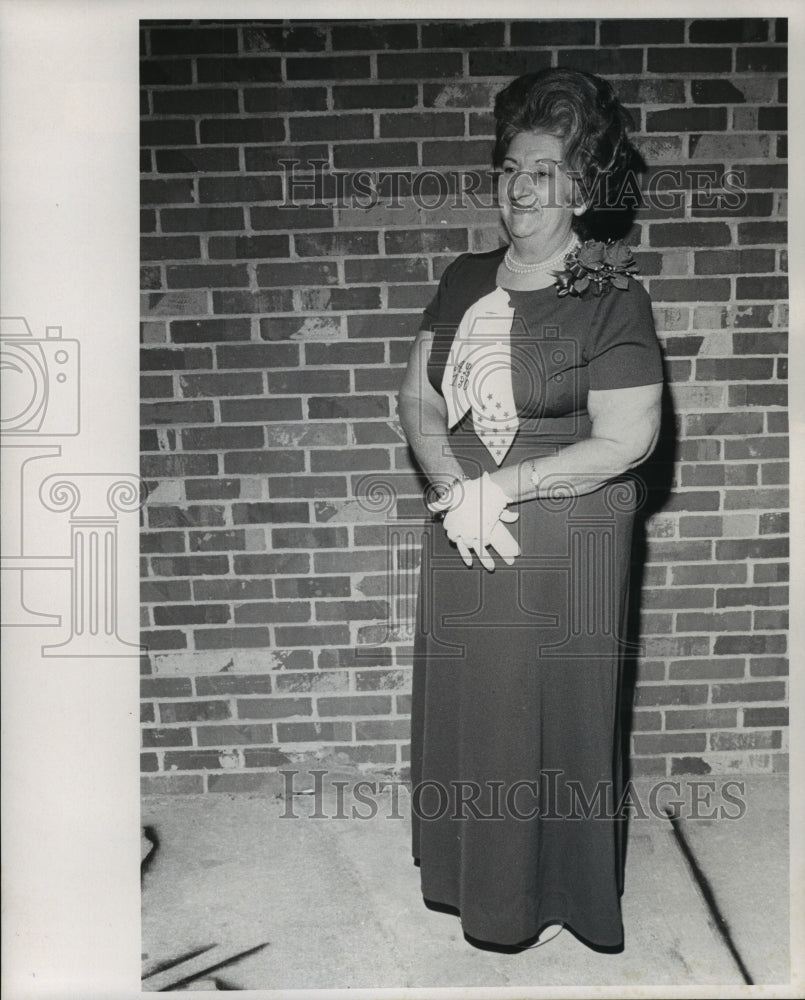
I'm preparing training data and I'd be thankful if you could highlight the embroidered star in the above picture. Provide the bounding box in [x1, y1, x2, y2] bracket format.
[487, 393, 493, 400]
[495, 402, 502, 409]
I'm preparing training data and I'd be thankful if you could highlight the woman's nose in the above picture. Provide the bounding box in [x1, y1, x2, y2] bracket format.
[509, 171, 538, 205]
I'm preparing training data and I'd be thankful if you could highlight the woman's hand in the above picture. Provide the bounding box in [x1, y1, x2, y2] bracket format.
[427, 473, 520, 571]
[455, 516, 520, 571]
[442, 472, 510, 543]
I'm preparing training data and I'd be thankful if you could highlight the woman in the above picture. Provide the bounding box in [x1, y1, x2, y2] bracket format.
[398, 67, 664, 951]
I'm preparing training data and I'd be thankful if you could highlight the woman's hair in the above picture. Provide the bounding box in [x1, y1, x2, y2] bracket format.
[493, 67, 642, 238]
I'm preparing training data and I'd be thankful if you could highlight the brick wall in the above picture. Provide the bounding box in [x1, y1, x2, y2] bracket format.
[140, 18, 788, 794]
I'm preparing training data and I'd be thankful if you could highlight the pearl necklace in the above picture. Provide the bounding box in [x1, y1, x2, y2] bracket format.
[504, 237, 578, 275]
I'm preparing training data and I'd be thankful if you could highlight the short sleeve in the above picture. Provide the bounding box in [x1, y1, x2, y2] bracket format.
[420, 254, 467, 332]
[587, 279, 664, 390]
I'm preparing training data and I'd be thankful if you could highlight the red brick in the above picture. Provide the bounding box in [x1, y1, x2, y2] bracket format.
[271, 527, 348, 550]
[290, 114, 373, 141]
[159, 700, 231, 723]
[153, 604, 230, 626]
[647, 108, 727, 132]
[650, 279, 730, 301]
[716, 586, 788, 608]
[318, 647, 393, 670]
[647, 47, 733, 73]
[711, 731, 781, 751]
[220, 398, 303, 422]
[257, 261, 339, 287]
[307, 395, 389, 420]
[723, 487, 787, 510]
[266, 477, 347, 500]
[142, 774, 204, 794]
[234, 601, 311, 624]
[294, 231, 379, 257]
[380, 112, 464, 139]
[737, 221, 786, 244]
[276, 577, 351, 599]
[378, 51, 463, 79]
[732, 331, 787, 354]
[142, 727, 194, 747]
[198, 176, 282, 204]
[315, 695, 392, 719]
[691, 79, 749, 104]
[714, 634, 786, 655]
[333, 84, 418, 110]
[188, 529, 247, 554]
[141, 580, 193, 603]
[333, 142, 419, 170]
[223, 451, 306, 475]
[694, 249, 775, 275]
[600, 19, 683, 44]
[275, 722, 352, 742]
[744, 707, 787, 727]
[179, 372, 262, 398]
[736, 276, 788, 299]
[142, 454, 218, 478]
[735, 47, 786, 72]
[689, 19, 769, 43]
[643, 587, 715, 609]
[676, 611, 751, 632]
[242, 23, 327, 52]
[233, 553, 310, 575]
[141, 236, 202, 261]
[715, 538, 788, 561]
[634, 684, 708, 707]
[668, 659, 745, 680]
[759, 512, 788, 535]
[237, 697, 313, 720]
[712, 681, 786, 704]
[141, 178, 195, 205]
[670, 757, 712, 776]
[633, 733, 706, 755]
[194, 627, 272, 649]
[753, 563, 789, 583]
[184, 479, 240, 501]
[141, 346, 213, 371]
[666, 709, 738, 730]
[749, 656, 788, 677]
[695, 358, 774, 381]
[420, 21, 506, 47]
[141, 119, 197, 147]
[166, 265, 251, 290]
[196, 723, 274, 744]
[356, 720, 410, 740]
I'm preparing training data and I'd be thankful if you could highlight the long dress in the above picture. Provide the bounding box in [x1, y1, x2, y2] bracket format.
[410, 245, 664, 949]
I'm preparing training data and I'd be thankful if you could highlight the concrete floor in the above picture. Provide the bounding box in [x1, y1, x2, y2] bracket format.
[141, 773, 789, 992]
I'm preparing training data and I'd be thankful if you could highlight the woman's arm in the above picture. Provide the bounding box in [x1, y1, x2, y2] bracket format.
[398, 328, 466, 491]
[487, 382, 663, 503]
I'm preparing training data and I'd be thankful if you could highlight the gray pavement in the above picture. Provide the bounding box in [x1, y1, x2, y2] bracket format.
[141, 773, 789, 992]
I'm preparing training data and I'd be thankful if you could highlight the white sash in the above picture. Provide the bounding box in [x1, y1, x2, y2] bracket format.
[440, 286, 519, 465]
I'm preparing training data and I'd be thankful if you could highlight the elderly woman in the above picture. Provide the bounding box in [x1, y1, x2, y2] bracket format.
[398, 67, 663, 951]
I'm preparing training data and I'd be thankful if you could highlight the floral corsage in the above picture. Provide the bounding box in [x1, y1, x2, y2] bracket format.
[554, 240, 639, 297]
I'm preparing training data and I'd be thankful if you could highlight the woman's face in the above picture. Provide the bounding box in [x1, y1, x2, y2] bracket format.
[498, 131, 582, 251]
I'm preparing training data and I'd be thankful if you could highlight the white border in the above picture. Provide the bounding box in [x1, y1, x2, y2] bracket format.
[1, 1, 801, 997]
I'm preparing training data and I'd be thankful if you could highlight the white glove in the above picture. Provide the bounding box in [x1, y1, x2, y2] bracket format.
[456, 519, 521, 571]
[442, 472, 510, 545]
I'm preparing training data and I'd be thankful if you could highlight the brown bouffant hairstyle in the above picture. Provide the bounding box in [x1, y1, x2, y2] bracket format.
[493, 67, 643, 238]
